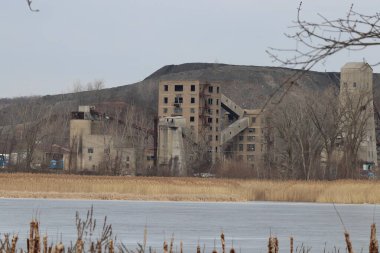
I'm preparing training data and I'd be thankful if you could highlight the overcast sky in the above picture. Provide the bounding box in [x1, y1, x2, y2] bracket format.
[1, 0, 379, 98]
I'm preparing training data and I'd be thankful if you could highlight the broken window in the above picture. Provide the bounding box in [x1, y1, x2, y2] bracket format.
[164, 97, 168, 104]
[191, 85, 196, 92]
[88, 148, 94, 153]
[190, 116, 195, 122]
[247, 136, 255, 142]
[247, 144, 255, 151]
[191, 97, 196, 104]
[208, 98, 213, 105]
[208, 86, 213, 93]
[164, 85, 168, 91]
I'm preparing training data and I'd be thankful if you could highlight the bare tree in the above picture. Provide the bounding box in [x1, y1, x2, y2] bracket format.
[306, 88, 343, 179]
[268, 2, 380, 70]
[271, 92, 323, 180]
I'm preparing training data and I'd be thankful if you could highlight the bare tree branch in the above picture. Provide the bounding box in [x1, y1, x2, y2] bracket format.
[267, 2, 380, 69]
[26, 0, 39, 12]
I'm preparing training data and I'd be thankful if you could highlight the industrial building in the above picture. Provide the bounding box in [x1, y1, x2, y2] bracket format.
[339, 62, 378, 166]
[157, 80, 270, 176]
[69, 105, 136, 174]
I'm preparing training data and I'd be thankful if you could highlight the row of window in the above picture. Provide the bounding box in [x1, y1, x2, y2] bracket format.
[163, 84, 220, 93]
[238, 144, 256, 152]
[239, 135, 256, 142]
[237, 155, 255, 162]
[342, 82, 369, 88]
[208, 134, 219, 142]
[163, 97, 197, 104]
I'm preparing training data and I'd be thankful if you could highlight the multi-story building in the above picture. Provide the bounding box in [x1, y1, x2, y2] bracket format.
[157, 80, 270, 175]
[158, 80, 222, 162]
[339, 62, 377, 166]
[231, 109, 267, 169]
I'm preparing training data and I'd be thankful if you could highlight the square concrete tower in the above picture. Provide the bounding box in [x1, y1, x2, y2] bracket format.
[340, 62, 377, 166]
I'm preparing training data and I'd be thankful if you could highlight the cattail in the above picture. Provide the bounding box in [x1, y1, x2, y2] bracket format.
[33, 222, 40, 253]
[180, 241, 183, 253]
[43, 236, 47, 253]
[268, 237, 276, 253]
[76, 239, 83, 253]
[212, 239, 217, 253]
[196, 243, 200, 253]
[109, 239, 114, 253]
[90, 242, 95, 253]
[29, 221, 36, 253]
[11, 234, 18, 253]
[274, 238, 279, 253]
[344, 232, 354, 253]
[290, 237, 293, 253]
[96, 240, 102, 253]
[229, 243, 235, 253]
[169, 236, 174, 253]
[163, 241, 168, 253]
[370, 223, 378, 253]
[55, 243, 64, 253]
[220, 233, 225, 253]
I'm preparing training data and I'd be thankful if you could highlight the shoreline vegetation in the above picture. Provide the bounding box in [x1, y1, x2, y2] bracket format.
[0, 173, 379, 204]
[0, 207, 379, 253]
[1, 207, 377, 253]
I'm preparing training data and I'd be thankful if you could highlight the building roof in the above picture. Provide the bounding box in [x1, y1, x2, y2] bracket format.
[342, 62, 372, 70]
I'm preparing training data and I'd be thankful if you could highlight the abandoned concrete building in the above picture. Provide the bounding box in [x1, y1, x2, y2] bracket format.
[157, 80, 269, 176]
[339, 62, 378, 166]
[69, 105, 136, 174]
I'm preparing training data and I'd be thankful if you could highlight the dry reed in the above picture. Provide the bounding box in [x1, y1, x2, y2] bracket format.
[370, 223, 379, 253]
[344, 232, 354, 253]
[1, 174, 380, 203]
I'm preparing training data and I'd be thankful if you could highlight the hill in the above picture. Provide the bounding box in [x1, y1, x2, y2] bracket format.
[1, 63, 380, 126]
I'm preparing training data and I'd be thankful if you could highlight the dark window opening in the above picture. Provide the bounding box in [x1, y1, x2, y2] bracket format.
[164, 97, 168, 104]
[175, 85, 183, 91]
[191, 85, 196, 91]
[190, 116, 195, 122]
[164, 85, 168, 91]
[208, 86, 213, 93]
[191, 97, 195, 104]
[88, 148, 94, 153]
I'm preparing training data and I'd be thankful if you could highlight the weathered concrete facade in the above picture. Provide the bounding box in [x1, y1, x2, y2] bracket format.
[157, 80, 269, 174]
[339, 62, 377, 166]
[69, 106, 136, 174]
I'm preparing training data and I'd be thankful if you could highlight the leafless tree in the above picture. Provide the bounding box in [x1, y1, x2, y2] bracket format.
[264, 2, 380, 107]
[271, 92, 324, 180]
[268, 2, 380, 70]
[306, 88, 343, 179]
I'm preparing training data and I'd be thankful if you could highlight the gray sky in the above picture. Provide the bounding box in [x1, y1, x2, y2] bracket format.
[1, 0, 379, 98]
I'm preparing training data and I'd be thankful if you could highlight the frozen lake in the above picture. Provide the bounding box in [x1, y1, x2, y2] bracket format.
[0, 199, 378, 252]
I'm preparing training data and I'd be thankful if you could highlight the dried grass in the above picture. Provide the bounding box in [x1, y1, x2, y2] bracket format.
[0, 174, 380, 203]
